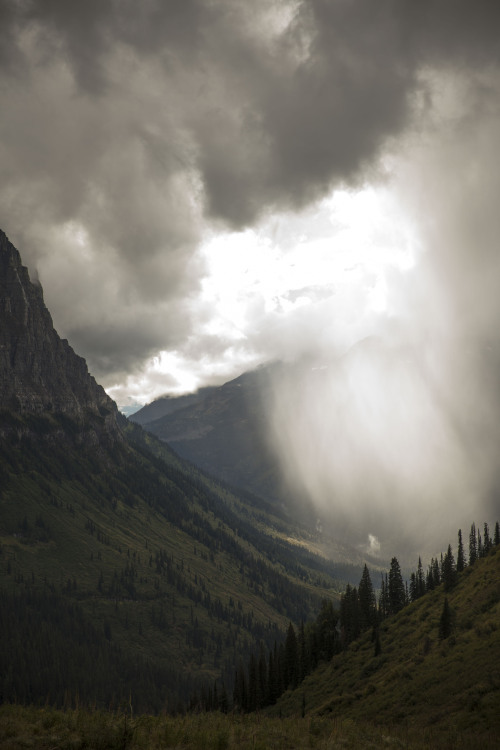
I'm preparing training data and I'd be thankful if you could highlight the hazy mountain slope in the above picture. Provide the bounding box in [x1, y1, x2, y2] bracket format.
[131, 386, 217, 425]
[0, 229, 361, 709]
[273, 547, 500, 738]
[137, 335, 500, 565]
[132, 364, 298, 514]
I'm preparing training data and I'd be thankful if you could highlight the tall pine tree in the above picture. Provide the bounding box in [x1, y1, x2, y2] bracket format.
[378, 573, 389, 620]
[284, 622, 298, 689]
[358, 564, 377, 630]
[438, 597, 453, 640]
[388, 557, 406, 615]
[483, 522, 492, 555]
[469, 523, 477, 565]
[442, 544, 457, 590]
[457, 529, 465, 572]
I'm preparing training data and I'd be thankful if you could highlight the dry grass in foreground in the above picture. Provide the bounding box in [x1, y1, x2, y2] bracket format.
[0, 704, 496, 750]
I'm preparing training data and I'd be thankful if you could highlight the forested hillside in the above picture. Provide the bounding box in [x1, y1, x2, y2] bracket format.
[0, 409, 362, 710]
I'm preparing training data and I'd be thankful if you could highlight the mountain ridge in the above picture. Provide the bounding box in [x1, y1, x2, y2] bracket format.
[0, 230, 119, 442]
[131, 363, 290, 511]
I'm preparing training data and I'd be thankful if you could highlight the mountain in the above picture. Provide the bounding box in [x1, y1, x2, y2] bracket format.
[131, 363, 310, 523]
[0, 230, 118, 429]
[0, 229, 364, 711]
[131, 386, 218, 425]
[135, 335, 500, 563]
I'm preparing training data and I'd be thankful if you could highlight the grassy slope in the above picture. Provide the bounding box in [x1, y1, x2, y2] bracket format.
[271, 547, 500, 741]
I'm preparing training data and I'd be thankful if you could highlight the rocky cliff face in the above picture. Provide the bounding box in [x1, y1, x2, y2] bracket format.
[0, 229, 120, 439]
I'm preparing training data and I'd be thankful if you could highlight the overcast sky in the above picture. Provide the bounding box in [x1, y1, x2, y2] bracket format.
[2, 0, 500, 552]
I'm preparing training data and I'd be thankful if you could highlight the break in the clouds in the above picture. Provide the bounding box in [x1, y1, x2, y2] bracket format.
[2, 0, 500, 551]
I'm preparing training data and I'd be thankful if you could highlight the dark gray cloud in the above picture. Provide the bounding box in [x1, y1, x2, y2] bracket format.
[1, 0, 500, 392]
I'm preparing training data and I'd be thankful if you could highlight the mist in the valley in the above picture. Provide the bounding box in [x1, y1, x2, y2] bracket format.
[267, 81, 500, 562]
[269, 336, 500, 562]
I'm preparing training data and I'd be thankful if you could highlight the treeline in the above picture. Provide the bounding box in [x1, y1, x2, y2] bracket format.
[192, 598, 340, 713]
[336, 520, 500, 650]
[0, 588, 192, 713]
[197, 518, 500, 713]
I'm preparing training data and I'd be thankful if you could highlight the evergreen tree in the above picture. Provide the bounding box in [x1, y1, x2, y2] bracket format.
[315, 599, 339, 661]
[340, 585, 360, 645]
[248, 653, 258, 712]
[298, 621, 308, 682]
[258, 642, 267, 709]
[284, 622, 298, 689]
[233, 658, 247, 712]
[425, 561, 435, 591]
[457, 529, 465, 572]
[277, 642, 285, 696]
[307, 625, 319, 672]
[388, 557, 405, 615]
[469, 523, 477, 565]
[494, 521, 500, 547]
[409, 572, 417, 602]
[442, 544, 457, 591]
[416, 556, 426, 598]
[267, 648, 278, 705]
[268, 640, 284, 704]
[483, 522, 492, 555]
[438, 597, 453, 640]
[432, 557, 440, 587]
[219, 681, 228, 713]
[358, 564, 376, 630]
[378, 573, 389, 620]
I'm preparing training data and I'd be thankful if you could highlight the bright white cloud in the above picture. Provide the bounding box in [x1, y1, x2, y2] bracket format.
[107, 182, 418, 406]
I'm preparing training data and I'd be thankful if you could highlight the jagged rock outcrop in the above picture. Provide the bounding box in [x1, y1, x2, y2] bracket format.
[0, 229, 120, 440]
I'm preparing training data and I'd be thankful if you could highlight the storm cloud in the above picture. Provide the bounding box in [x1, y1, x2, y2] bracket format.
[0, 0, 498, 385]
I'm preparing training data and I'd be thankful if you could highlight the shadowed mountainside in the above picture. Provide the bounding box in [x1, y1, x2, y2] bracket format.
[131, 365, 287, 508]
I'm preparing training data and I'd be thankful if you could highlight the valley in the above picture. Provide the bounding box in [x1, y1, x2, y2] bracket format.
[1, 228, 499, 745]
